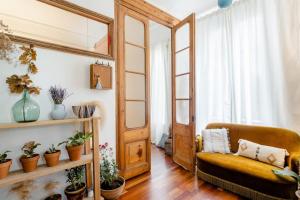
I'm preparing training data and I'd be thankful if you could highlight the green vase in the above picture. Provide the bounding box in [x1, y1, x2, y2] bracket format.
[12, 90, 40, 122]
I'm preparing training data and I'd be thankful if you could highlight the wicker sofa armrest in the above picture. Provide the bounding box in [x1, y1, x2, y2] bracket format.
[288, 152, 300, 173]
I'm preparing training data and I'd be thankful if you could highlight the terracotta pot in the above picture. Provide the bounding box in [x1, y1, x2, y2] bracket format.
[0, 159, 12, 179]
[101, 177, 125, 200]
[20, 154, 40, 173]
[66, 145, 83, 161]
[44, 194, 62, 200]
[44, 150, 61, 167]
[64, 183, 86, 200]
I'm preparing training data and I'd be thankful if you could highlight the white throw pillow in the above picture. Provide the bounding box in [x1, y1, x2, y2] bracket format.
[236, 139, 289, 168]
[202, 128, 231, 154]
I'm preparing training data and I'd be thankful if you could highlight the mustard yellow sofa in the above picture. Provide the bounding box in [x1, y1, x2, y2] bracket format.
[197, 123, 300, 200]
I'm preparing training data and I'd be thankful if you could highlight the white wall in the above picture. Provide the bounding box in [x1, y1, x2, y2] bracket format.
[0, 1, 115, 200]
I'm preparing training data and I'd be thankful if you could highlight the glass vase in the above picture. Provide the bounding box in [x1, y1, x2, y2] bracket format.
[50, 104, 67, 120]
[12, 90, 40, 122]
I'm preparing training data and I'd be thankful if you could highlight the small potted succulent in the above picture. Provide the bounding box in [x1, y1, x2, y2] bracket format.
[49, 86, 71, 120]
[0, 150, 12, 179]
[44, 144, 61, 167]
[20, 141, 41, 172]
[100, 143, 125, 200]
[64, 166, 86, 200]
[59, 132, 92, 161]
[273, 167, 300, 198]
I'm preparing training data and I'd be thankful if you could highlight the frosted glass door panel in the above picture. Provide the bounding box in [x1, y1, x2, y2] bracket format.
[176, 100, 189, 125]
[124, 14, 146, 129]
[176, 48, 190, 75]
[176, 75, 189, 99]
[126, 101, 146, 128]
[176, 24, 189, 51]
[126, 73, 145, 100]
[125, 16, 144, 46]
[125, 44, 145, 73]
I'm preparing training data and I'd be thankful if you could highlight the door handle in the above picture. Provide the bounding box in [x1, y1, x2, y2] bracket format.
[137, 145, 143, 158]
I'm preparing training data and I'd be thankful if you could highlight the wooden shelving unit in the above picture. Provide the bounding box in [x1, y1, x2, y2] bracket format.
[0, 117, 101, 200]
[0, 154, 92, 188]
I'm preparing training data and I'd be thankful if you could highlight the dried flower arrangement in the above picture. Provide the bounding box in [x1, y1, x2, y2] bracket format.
[6, 44, 40, 95]
[0, 20, 16, 62]
[49, 86, 72, 104]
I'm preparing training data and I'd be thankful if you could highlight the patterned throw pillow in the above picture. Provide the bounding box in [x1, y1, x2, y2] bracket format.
[202, 128, 231, 154]
[236, 139, 289, 168]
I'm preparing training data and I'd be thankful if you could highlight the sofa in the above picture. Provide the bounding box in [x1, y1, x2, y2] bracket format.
[197, 123, 300, 200]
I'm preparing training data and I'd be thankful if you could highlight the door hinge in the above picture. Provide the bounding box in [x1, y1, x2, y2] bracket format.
[192, 116, 195, 122]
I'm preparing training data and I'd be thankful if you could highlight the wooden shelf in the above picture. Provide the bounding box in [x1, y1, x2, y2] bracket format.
[0, 154, 93, 188]
[0, 117, 100, 130]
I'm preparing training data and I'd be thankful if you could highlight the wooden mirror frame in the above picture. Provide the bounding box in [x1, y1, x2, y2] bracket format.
[8, 0, 114, 60]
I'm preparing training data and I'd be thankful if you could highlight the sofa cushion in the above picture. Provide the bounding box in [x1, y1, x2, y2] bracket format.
[197, 152, 295, 184]
[236, 139, 289, 168]
[202, 128, 231, 154]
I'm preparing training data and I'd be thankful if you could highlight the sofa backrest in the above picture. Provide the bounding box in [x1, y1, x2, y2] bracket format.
[206, 123, 300, 154]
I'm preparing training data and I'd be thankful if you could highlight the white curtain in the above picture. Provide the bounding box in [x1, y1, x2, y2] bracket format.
[150, 41, 172, 145]
[196, 0, 300, 133]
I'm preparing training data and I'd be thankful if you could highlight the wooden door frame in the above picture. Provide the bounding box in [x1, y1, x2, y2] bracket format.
[115, 1, 152, 179]
[115, 0, 194, 179]
[115, 0, 179, 28]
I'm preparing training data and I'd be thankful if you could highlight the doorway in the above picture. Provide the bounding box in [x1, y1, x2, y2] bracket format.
[149, 21, 172, 152]
[115, 0, 196, 180]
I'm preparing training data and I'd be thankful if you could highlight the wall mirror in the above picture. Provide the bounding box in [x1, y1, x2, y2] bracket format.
[0, 0, 114, 60]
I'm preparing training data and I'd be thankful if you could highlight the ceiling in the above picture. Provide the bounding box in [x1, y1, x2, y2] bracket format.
[70, 0, 218, 21]
[145, 0, 217, 19]
[71, 0, 217, 20]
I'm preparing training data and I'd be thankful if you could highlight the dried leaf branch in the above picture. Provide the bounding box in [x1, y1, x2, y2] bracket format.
[0, 20, 16, 62]
[6, 74, 40, 95]
[19, 44, 38, 74]
[6, 44, 41, 95]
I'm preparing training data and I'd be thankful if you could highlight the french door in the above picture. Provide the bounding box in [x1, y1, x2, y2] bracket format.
[172, 14, 196, 172]
[116, 4, 151, 179]
[116, 0, 196, 178]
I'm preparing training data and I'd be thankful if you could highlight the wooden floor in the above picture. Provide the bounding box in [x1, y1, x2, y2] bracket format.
[119, 146, 244, 200]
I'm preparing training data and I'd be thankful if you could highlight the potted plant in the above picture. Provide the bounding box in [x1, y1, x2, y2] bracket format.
[273, 167, 300, 198]
[20, 141, 41, 172]
[49, 86, 72, 120]
[59, 132, 92, 161]
[100, 143, 125, 200]
[6, 44, 41, 122]
[0, 150, 12, 179]
[45, 194, 62, 200]
[44, 144, 61, 167]
[64, 166, 86, 200]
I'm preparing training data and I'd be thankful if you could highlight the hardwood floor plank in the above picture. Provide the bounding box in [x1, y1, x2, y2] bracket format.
[120, 146, 244, 200]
